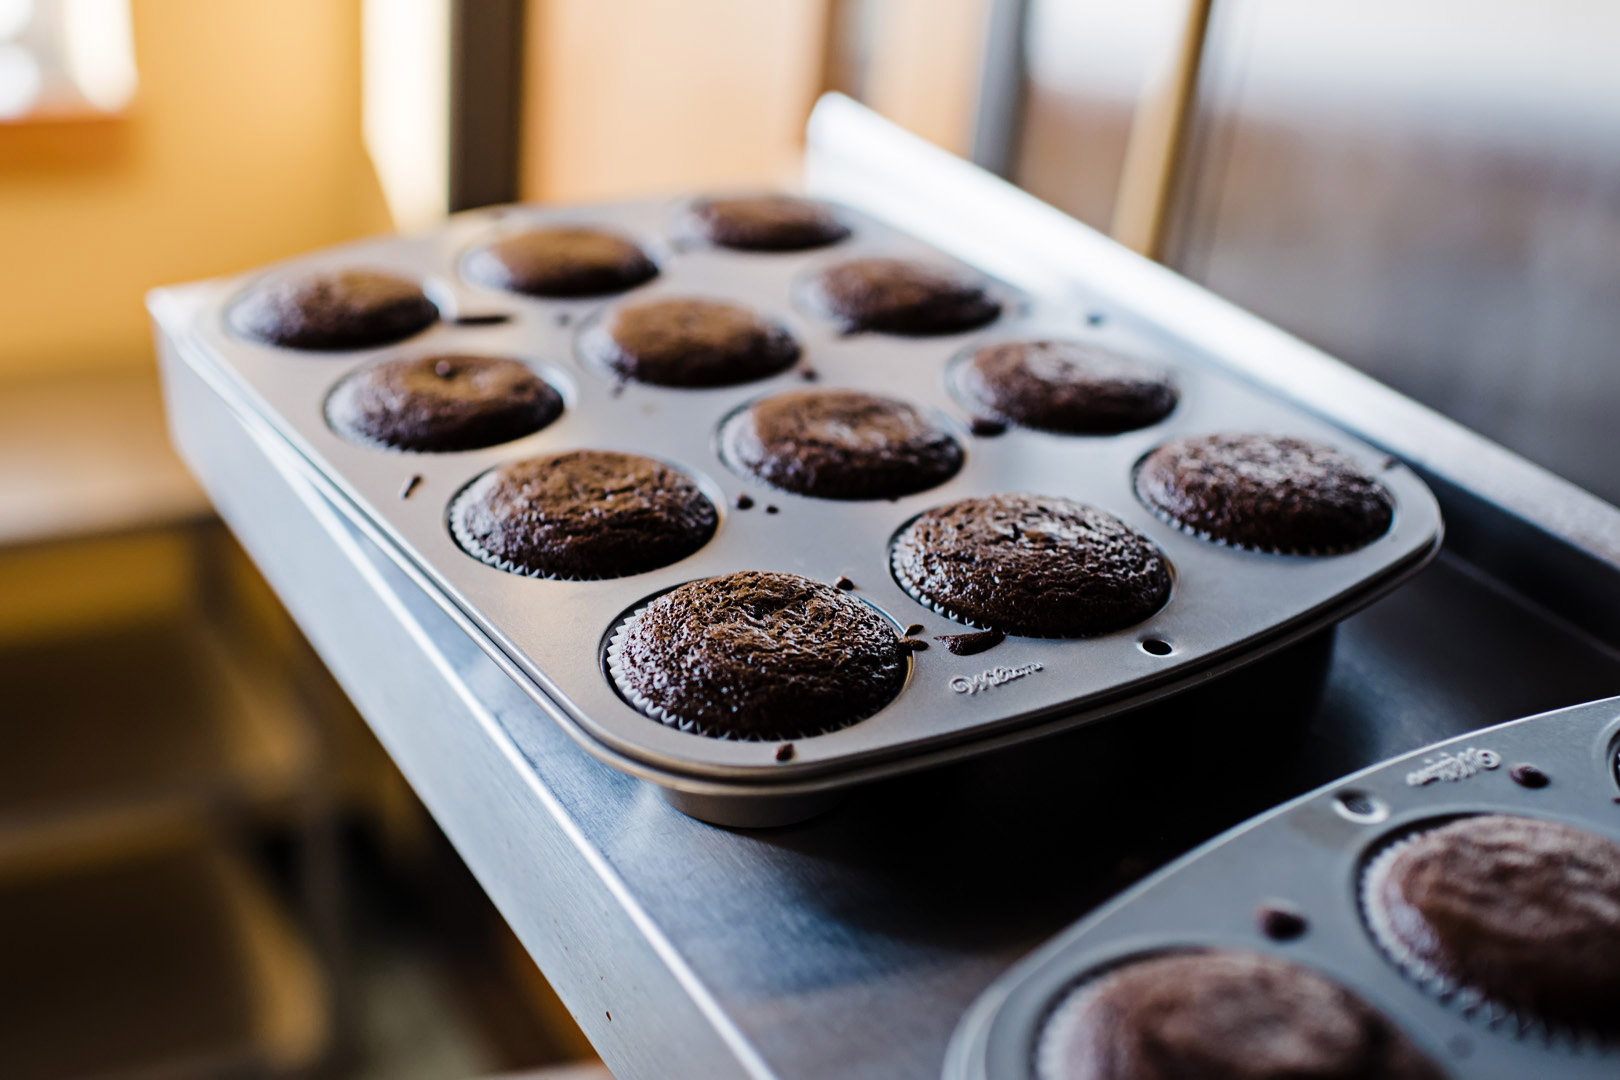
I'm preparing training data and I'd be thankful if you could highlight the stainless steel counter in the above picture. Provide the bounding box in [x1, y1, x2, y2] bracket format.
[158, 99, 1620, 1079]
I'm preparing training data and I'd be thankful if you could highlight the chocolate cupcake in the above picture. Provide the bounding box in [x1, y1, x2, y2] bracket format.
[723, 389, 963, 500]
[607, 570, 906, 740]
[230, 270, 437, 350]
[953, 340, 1177, 434]
[1362, 814, 1620, 1036]
[1136, 433, 1393, 554]
[891, 494, 1170, 637]
[682, 195, 850, 251]
[579, 297, 799, 388]
[1036, 950, 1442, 1080]
[451, 450, 716, 579]
[463, 226, 658, 297]
[327, 355, 563, 451]
[801, 257, 1001, 335]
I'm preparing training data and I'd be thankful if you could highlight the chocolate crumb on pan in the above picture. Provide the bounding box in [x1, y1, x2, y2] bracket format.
[1256, 902, 1309, 941]
[327, 354, 563, 452]
[801, 257, 1001, 336]
[723, 389, 963, 500]
[892, 494, 1171, 638]
[463, 226, 657, 297]
[1135, 433, 1393, 554]
[451, 450, 716, 580]
[682, 195, 850, 252]
[1509, 763, 1550, 788]
[953, 339, 1178, 435]
[1035, 950, 1443, 1080]
[1361, 814, 1620, 1039]
[936, 629, 1004, 656]
[399, 475, 423, 499]
[606, 570, 907, 740]
[579, 297, 799, 388]
[230, 269, 438, 350]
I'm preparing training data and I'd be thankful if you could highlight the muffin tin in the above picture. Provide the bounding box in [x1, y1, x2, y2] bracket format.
[944, 694, 1620, 1079]
[151, 196, 1442, 825]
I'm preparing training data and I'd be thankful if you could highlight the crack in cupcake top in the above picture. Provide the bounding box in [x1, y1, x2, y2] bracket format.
[892, 494, 1170, 637]
[580, 297, 800, 388]
[726, 388, 963, 499]
[1136, 433, 1393, 554]
[328, 354, 562, 451]
[613, 570, 906, 740]
[454, 449, 716, 579]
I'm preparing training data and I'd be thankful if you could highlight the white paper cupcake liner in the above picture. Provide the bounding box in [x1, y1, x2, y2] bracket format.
[1359, 826, 1614, 1051]
[1032, 953, 1198, 1080]
[447, 478, 615, 582]
[1032, 967, 1111, 1080]
[605, 603, 707, 734]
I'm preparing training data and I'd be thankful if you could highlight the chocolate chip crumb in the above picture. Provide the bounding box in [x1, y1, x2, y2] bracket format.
[734, 493, 755, 510]
[799, 367, 819, 382]
[399, 474, 423, 499]
[898, 638, 929, 653]
[1509, 763, 1550, 788]
[1256, 903, 1308, 941]
[454, 312, 512, 326]
[835, 575, 855, 590]
[775, 743, 795, 762]
[904, 623, 924, 637]
[969, 416, 1007, 437]
[936, 628, 1005, 655]
[765, 504, 779, 514]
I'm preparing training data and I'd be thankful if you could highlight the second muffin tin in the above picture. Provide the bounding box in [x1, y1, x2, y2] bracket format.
[152, 196, 1443, 825]
[944, 694, 1620, 1080]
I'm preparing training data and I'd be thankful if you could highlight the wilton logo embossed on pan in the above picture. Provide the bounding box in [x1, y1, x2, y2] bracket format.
[950, 663, 1044, 695]
[1403, 747, 1500, 787]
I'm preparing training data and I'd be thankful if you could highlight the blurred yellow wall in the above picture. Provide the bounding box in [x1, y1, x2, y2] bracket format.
[0, 0, 393, 385]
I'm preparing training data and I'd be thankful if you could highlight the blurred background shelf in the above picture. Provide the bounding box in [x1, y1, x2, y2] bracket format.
[0, 371, 209, 549]
[0, 612, 316, 867]
[0, 829, 329, 1080]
